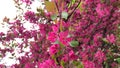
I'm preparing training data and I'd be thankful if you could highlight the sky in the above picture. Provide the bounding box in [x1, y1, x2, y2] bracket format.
[0, 0, 43, 66]
[0, 0, 43, 21]
[0, 0, 16, 21]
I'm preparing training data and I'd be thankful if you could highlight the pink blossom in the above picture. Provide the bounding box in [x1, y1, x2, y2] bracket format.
[69, 50, 77, 60]
[52, 25, 59, 33]
[81, 51, 88, 61]
[96, 4, 110, 17]
[62, 51, 77, 62]
[110, 0, 116, 3]
[59, 31, 72, 46]
[106, 34, 116, 44]
[25, 63, 34, 68]
[85, 0, 94, 3]
[93, 34, 102, 42]
[93, 33, 102, 45]
[21, 0, 33, 5]
[111, 62, 118, 68]
[48, 32, 58, 42]
[0, 32, 5, 37]
[38, 59, 56, 68]
[24, 11, 39, 23]
[83, 60, 95, 68]
[62, 55, 68, 62]
[39, 24, 48, 37]
[49, 44, 59, 55]
[94, 50, 106, 63]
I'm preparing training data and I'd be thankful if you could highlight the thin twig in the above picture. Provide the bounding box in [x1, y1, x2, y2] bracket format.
[66, 0, 81, 22]
[55, 1, 59, 14]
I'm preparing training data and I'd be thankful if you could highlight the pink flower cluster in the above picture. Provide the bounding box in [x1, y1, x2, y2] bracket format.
[24, 11, 39, 23]
[94, 50, 106, 63]
[49, 44, 60, 55]
[38, 59, 57, 68]
[83, 60, 95, 68]
[96, 3, 111, 17]
[21, 0, 33, 5]
[48, 22, 72, 46]
[106, 34, 116, 44]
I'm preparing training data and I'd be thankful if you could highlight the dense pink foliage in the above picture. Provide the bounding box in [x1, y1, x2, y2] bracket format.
[0, 0, 120, 68]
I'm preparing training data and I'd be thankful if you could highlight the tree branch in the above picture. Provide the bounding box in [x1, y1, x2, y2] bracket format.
[66, 0, 81, 22]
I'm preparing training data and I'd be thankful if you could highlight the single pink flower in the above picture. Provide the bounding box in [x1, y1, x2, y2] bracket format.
[48, 32, 58, 42]
[49, 44, 59, 55]
[52, 25, 59, 33]
[106, 34, 116, 44]
[59, 31, 72, 46]
[93, 34, 102, 42]
[94, 50, 106, 63]
[69, 50, 77, 60]
[62, 55, 68, 62]
[62, 50, 77, 62]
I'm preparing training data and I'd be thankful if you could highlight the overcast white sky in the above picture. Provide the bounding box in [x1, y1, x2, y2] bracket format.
[0, 0, 43, 21]
[0, 0, 17, 21]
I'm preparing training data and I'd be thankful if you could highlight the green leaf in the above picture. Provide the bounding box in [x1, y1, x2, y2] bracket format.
[61, 11, 68, 20]
[59, 42, 64, 48]
[116, 58, 120, 63]
[68, 0, 75, 8]
[71, 0, 75, 4]
[51, 14, 57, 20]
[60, 60, 65, 67]
[52, 55, 58, 64]
[73, 61, 84, 68]
[78, 1, 84, 12]
[105, 63, 109, 68]
[70, 40, 79, 47]
[102, 38, 108, 43]
[77, 64, 84, 68]
[57, 50, 62, 57]
[104, 61, 110, 68]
